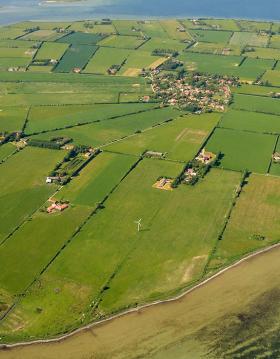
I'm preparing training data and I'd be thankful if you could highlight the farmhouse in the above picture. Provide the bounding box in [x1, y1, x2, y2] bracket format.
[196, 148, 216, 165]
[47, 202, 69, 214]
[153, 177, 173, 191]
[144, 150, 166, 159]
[273, 152, 280, 163]
[46, 176, 60, 184]
[184, 168, 198, 183]
[73, 67, 81, 73]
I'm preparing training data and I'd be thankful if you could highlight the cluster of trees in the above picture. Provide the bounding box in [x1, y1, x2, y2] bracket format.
[172, 152, 221, 188]
[152, 48, 179, 57]
[28, 137, 72, 150]
[159, 59, 183, 71]
[28, 139, 61, 150]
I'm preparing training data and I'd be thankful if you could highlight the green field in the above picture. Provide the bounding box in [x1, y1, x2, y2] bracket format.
[0, 143, 16, 163]
[0, 106, 28, 132]
[97, 35, 146, 49]
[54, 44, 98, 73]
[262, 69, 280, 86]
[178, 52, 274, 81]
[119, 50, 166, 75]
[219, 109, 280, 134]
[206, 127, 276, 173]
[20, 29, 64, 41]
[232, 94, 280, 114]
[56, 152, 136, 206]
[35, 42, 69, 61]
[57, 32, 105, 45]
[187, 41, 241, 56]
[244, 47, 280, 60]
[30, 107, 181, 147]
[25, 103, 156, 134]
[140, 37, 187, 52]
[84, 47, 132, 74]
[229, 32, 269, 47]
[178, 52, 243, 76]
[106, 113, 220, 161]
[209, 174, 280, 269]
[0, 147, 65, 242]
[189, 29, 233, 43]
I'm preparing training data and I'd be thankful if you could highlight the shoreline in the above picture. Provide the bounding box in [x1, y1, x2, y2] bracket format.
[2, 241, 280, 350]
[0, 12, 280, 26]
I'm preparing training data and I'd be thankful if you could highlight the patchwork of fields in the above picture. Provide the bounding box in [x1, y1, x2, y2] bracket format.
[0, 18, 280, 345]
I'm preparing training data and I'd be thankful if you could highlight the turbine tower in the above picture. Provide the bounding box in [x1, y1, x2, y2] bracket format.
[135, 218, 142, 232]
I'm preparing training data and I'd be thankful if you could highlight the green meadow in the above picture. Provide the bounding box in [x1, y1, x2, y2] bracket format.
[106, 113, 220, 161]
[206, 128, 276, 173]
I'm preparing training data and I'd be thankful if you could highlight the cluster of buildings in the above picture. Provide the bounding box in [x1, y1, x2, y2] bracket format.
[46, 201, 69, 214]
[196, 148, 216, 165]
[150, 71, 237, 112]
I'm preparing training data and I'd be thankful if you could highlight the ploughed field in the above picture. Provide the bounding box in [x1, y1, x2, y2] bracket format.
[0, 17, 280, 352]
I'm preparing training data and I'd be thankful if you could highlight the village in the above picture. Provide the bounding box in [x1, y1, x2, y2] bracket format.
[148, 69, 239, 112]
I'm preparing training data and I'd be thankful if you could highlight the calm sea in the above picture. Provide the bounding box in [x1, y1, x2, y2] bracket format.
[0, 0, 279, 25]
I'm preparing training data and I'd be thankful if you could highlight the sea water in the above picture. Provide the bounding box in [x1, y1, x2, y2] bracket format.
[0, 0, 279, 25]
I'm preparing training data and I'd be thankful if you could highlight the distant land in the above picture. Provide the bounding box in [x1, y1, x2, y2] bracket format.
[0, 0, 279, 25]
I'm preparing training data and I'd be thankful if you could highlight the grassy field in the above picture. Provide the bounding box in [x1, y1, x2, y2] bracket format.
[270, 35, 280, 49]
[25, 103, 156, 134]
[0, 106, 28, 132]
[119, 50, 165, 75]
[229, 32, 269, 47]
[0, 143, 16, 163]
[262, 69, 280, 86]
[178, 52, 243, 76]
[244, 47, 280, 60]
[206, 128, 276, 173]
[56, 152, 136, 206]
[187, 41, 241, 56]
[0, 205, 91, 298]
[178, 52, 273, 80]
[97, 35, 146, 49]
[219, 109, 280, 134]
[31, 107, 181, 147]
[83, 47, 132, 74]
[0, 147, 65, 242]
[105, 113, 220, 161]
[54, 44, 98, 73]
[20, 29, 64, 41]
[140, 37, 187, 52]
[232, 94, 280, 115]
[57, 32, 105, 45]
[0, 27, 27, 40]
[0, 57, 31, 71]
[159, 20, 192, 41]
[232, 84, 280, 96]
[189, 29, 232, 43]
[209, 174, 280, 269]
[35, 42, 69, 61]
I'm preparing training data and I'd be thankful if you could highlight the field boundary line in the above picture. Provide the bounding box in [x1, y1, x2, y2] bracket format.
[2, 240, 280, 349]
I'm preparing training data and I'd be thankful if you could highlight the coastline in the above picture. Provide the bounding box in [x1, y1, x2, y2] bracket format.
[2, 241, 280, 349]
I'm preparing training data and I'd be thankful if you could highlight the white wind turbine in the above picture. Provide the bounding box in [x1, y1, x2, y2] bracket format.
[135, 218, 142, 232]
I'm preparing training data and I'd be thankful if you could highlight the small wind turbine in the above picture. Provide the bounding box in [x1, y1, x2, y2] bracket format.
[135, 218, 142, 232]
